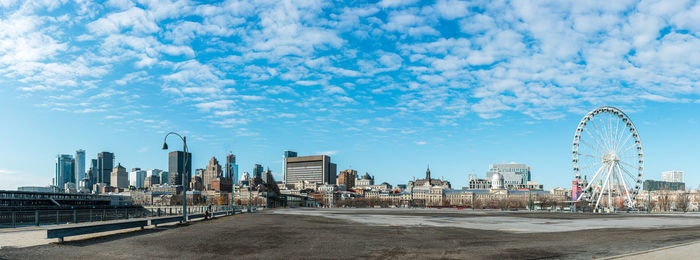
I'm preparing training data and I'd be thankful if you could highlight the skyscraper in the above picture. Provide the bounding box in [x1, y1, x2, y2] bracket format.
[55, 154, 75, 188]
[87, 159, 98, 190]
[97, 152, 114, 185]
[130, 168, 147, 188]
[253, 164, 263, 179]
[283, 150, 297, 184]
[168, 151, 192, 189]
[204, 157, 222, 190]
[75, 149, 86, 184]
[110, 163, 128, 189]
[225, 152, 235, 179]
[225, 151, 238, 184]
[261, 168, 273, 184]
[661, 171, 684, 183]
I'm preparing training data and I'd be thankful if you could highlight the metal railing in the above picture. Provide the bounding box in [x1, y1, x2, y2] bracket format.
[0, 205, 241, 228]
[0, 208, 150, 228]
[46, 206, 241, 242]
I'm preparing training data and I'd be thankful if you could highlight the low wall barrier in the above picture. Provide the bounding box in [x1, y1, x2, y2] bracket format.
[47, 220, 148, 243]
[45, 209, 238, 243]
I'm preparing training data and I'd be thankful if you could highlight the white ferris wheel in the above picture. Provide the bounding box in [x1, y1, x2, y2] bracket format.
[572, 106, 644, 210]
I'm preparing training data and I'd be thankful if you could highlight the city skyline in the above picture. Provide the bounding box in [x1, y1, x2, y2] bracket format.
[1, 0, 700, 190]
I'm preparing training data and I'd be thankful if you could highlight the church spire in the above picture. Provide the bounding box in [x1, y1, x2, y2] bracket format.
[425, 165, 431, 181]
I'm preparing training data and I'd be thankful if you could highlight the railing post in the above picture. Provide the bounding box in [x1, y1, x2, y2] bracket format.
[89, 209, 93, 222]
[56, 210, 59, 224]
[11, 211, 16, 227]
[35, 210, 39, 226]
[73, 210, 77, 223]
[103, 209, 106, 221]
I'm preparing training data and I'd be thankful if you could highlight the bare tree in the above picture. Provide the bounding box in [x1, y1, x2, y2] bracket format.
[675, 192, 690, 212]
[657, 191, 672, 211]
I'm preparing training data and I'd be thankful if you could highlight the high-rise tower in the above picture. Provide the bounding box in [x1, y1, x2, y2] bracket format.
[75, 149, 86, 185]
[97, 152, 114, 185]
[168, 151, 192, 189]
[55, 154, 75, 188]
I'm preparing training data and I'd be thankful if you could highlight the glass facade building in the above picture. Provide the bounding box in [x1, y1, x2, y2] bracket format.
[55, 154, 75, 188]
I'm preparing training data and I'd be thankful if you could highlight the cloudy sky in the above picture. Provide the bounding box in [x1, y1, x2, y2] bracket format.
[1, 0, 699, 190]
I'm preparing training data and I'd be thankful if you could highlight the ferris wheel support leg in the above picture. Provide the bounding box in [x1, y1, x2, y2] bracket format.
[580, 164, 607, 198]
[616, 163, 634, 206]
[595, 164, 613, 210]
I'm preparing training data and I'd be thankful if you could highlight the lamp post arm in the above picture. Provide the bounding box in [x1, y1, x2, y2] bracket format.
[164, 132, 185, 143]
[162, 131, 188, 222]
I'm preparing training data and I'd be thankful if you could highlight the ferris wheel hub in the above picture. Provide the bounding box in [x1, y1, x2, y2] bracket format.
[602, 153, 619, 164]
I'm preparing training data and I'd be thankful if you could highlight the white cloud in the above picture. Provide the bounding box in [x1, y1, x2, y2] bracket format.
[434, 0, 469, 20]
[87, 7, 160, 35]
[383, 10, 439, 37]
[323, 85, 346, 95]
[277, 113, 296, 118]
[318, 150, 338, 156]
[162, 59, 234, 94]
[215, 118, 249, 127]
[195, 100, 233, 111]
[1, 0, 699, 134]
[19, 85, 55, 91]
[378, 0, 418, 8]
[75, 108, 106, 113]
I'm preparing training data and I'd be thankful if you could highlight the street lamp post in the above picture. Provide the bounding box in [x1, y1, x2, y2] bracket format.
[162, 132, 189, 223]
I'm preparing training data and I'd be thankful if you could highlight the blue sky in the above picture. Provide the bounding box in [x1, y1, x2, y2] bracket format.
[1, 0, 699, 190]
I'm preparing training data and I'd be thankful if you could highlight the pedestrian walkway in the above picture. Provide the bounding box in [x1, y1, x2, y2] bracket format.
[606, 240, 700, 259]
[0, 213, 223, 249]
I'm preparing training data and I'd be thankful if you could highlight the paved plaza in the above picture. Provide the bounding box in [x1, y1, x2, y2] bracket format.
[1, 208, 699, 259]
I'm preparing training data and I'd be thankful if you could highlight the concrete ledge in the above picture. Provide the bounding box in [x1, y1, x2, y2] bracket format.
[47, 220, 148, 242]
[149, 216, 183, 226]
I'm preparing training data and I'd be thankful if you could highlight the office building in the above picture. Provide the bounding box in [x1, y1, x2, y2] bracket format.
[204, 157, 223, 190]
[284, 154, 337, 185]
[87, 159, 98, 189]
[283, 151, 297, 184]
[144, 174, 160, 188]
[111, 163, 128, 189]
[168, 151, 192, 188]
[130, 168, 147, 188]
[337, 169, 357, 189]
[225, 152, 238, 184]
[240, 172, 250, 186]
[191, 170, 204, 191]
[211, 177, 233, 192]
[97, 152, 115, 186]
[486, 163, 531, 185]
[75, 149, 86, 184]
[661, 171, 684, 183]
[253, 164, 263, 179]
[146, 169, 162, 178]
[55, 154, 75, 188]
[261, 168, 273, 184]
[160, 171, 169, 185]
[643, 180, 685, 191]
